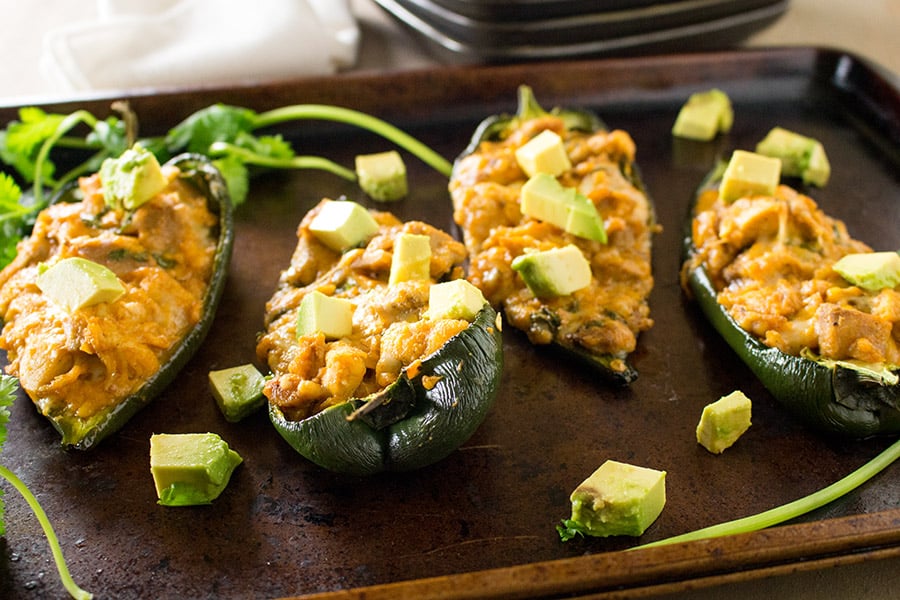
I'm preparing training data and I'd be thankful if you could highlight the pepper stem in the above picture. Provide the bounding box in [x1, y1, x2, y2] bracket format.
[516, 85, 548, 121]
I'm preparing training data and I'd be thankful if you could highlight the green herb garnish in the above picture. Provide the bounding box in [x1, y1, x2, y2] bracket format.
[556, 518, 592, 542]
[0, 375, 93, 599]
[0, 173, 36, 267]
[0, 101, 452, 269]
[632, 437, 900, 550]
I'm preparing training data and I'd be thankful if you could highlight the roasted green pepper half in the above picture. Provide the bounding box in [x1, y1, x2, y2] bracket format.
[270, 304, 504, 475]
[451, 86, 655, 385]
[19, 153, 234, 449]
[682, 164, 900, 437]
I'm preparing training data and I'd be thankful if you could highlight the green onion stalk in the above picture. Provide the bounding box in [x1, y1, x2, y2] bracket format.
[634, 437, 900, 549]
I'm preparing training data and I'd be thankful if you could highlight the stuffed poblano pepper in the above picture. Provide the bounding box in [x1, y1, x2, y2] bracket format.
[257, 199, 503, 475]
[681, 152, 900, 437]
[450, 86, 656, 384]
[0, 149, 234, 449]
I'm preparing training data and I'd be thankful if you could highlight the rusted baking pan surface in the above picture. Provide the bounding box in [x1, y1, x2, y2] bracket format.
[1, 47, 899, 599]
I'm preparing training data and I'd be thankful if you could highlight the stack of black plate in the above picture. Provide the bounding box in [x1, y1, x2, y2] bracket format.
[373, 0, 790, 61]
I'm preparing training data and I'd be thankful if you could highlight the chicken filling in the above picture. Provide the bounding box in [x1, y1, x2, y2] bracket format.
[0, 169, 218, 419]
[256, 200, 471, 422]
[685, 184, 900, 367]
[449, 115, 655, 373]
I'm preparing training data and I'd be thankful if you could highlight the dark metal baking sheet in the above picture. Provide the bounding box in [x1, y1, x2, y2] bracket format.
[1, 47, 899, 600]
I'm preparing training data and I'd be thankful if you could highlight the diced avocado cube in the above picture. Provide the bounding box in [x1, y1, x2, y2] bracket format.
[755, 127, 830, 187]
[672, 105, 720, 141]
[425, 279, 487, 321]
[515, 129, 572, 178]
[520, 173, 606, 242]
[521, 173, 573, 228]
[209, 364, 267, 423]
[568, 460, 667, 537]
[755, 127, 809, 175]
[833, 251, 900, 291]
[36, 257, 125, 312]
[719, 150, 782, 203]
[696, 390, 753, 454]
[672, 88, 733, 141]
[511, 244, 592, 298]
[800, 138, 831, 187]
[355, 150, 408, 202]
[150, 433, 243, 507]
[564, 193, 607, 243]
[308, 200, 379, 252]
[99, 143, 169, 210]
[297, 290, 353, 339]
[389, 232, 431, 285]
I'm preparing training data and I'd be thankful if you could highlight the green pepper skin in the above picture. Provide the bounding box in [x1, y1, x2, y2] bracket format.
[454, 86, 653, 386]
[270, 304, 504, 475]
[46, 153, 234, 450]
[683, 168, 900, 438]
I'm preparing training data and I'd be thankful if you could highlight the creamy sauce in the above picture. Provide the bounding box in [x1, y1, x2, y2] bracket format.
[449, 116, 655, 374]
[257, 199, 471, 421]
[0, 168, 218, 419]
[686, 185, 900, 366]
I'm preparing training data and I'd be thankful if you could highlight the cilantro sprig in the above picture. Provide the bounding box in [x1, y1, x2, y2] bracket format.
[0, 174, 35, 267]
[0, 101, 452, 270]
[0, 375, 93, 599]
[556, 518, 592, 542]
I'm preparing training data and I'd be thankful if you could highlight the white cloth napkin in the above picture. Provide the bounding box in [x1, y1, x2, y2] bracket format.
[41, 0, 360, 93]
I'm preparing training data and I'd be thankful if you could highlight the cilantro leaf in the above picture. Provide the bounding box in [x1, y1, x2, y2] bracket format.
[0, 171, 23, 209]
[233, 132, 294, 161]
[556, 518, 591, 542]
[85, 117, 128, 158]
[0, 107, 65, 183]
[212, 154, 249, 207]
[165, 104, 257, 155]
[0, 173, 38, 269]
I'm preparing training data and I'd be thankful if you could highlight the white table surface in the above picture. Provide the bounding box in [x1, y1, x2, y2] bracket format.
[1, 1, 900, 599]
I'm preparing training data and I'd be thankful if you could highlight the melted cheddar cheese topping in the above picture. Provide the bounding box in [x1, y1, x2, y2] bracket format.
[686, 185, 900, 366]
[256, 200, 471, 422]
[0, 169, 218, 419]
[449, 116, 655, 373]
